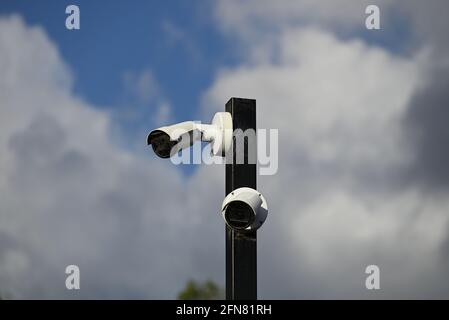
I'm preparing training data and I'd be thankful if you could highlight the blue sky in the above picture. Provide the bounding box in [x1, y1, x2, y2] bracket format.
[0, 1, 241, 141]
[0, 0, 411, 131]
[2, 1, 449, 299]
[0, 1, 250, 176]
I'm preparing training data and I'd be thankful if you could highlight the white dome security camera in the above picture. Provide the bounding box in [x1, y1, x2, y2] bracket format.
[221, 187, 268, 231]
[147, 112, 233, 158]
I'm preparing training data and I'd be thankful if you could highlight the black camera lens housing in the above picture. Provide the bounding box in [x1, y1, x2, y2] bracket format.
[147, 130, 177, 158]
[224, 201, 255, 230]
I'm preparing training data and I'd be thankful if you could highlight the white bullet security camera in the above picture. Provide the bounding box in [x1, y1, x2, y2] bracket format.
[221, 187, 268, 231]
[147, 112, 233, 158]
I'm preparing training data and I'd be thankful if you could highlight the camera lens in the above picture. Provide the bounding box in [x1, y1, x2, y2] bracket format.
[224, 201, 254, 229]
[148, 131, 176, 158]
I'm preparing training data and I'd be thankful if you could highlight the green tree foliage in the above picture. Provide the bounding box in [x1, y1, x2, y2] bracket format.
[177, 279, 224, 300]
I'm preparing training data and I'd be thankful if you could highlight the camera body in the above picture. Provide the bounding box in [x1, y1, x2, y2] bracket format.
[147, 112, 233, 158]
[148, 113, 268, 232]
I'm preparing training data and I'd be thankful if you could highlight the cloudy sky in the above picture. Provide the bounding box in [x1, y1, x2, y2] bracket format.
[1, 0, 449, 299]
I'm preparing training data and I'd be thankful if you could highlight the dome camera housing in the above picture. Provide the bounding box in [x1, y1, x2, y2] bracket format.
[221, 187, 268, 231]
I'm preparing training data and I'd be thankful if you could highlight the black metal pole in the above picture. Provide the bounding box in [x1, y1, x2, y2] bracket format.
[225, 97, 257, 300]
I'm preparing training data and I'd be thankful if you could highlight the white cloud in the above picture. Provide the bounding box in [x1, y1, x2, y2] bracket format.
[202, 15, 449, 298]
[123, 69, 160, 104]
[204, 28, 420, 169]
[0, 15, 223, 299]
[2, 0, 449, 299]
[214, 0, 394, 40]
